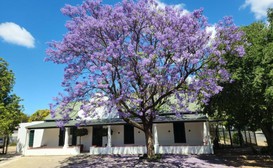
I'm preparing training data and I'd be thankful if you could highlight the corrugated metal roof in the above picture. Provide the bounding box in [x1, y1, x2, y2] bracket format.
[44, 98, 202, 121]
[26, 121, 77, 129]
[44, 103, 81, 121]
[27, 114, 207, 129]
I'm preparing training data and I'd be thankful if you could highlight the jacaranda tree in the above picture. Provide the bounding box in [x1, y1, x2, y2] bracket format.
[46, 0, 244, 158]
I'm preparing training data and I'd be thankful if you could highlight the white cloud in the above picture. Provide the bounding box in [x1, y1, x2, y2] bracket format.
[0, 22, 35, 48]
[153, 0, 189, 15]
[206, 25, 216, 46]
[186, 75, 195, 84]
[241, 0, 273, 19]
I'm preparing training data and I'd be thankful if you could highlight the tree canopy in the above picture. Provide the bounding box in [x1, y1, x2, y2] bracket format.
[46, 0, 244, 158]
[204, 9, 273, 153]
[0, 57, 23, 154]
[28, 109, 50, 122]
[0, 57, 23, 135]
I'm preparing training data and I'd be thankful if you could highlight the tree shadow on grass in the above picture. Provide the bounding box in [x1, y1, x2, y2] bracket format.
[0, 152, 20, 164]
[198, 147, 273, 168]
[201, 155, 273, 168]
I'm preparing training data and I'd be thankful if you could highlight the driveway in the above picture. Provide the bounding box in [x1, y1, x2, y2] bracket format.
[0, 146, 68, 168]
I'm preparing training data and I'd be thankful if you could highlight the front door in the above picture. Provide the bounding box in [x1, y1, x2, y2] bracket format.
[173, 122, 186, 143]
[71, 127, 77, 146]
[29, 130, 35, 147]
[92, 126, 103, 147]
[124, 124, 134, 144]
[58, 128, 65, 146]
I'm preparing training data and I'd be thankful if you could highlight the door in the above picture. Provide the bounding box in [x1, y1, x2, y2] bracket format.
[58, 128, 65, 146]
[124, 124, 134, 144]
[173, 122, 186, 143]
[71, 127, 77, 146]
[92, 126, 103, 147]
[29, 130, 35, 147]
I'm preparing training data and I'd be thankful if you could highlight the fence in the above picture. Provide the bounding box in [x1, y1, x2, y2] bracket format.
[209, 121, 258, 148]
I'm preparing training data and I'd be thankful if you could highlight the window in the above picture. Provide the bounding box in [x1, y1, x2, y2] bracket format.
[173, 122, 186, 143]
[124, 124, 134, 144]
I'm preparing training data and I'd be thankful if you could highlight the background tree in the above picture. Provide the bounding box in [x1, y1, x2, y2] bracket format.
[28, 109, 50, 122]
[0, 57, 23, 154]
[204, 9, 273, 153]
[46, 0, 244, 158]
[20, 112, 29, 123]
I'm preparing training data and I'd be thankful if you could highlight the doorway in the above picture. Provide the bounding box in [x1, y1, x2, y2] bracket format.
[92, 126, 103, 147]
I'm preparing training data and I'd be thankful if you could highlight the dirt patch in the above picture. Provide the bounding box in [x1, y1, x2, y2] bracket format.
[212, 147, 273, 168]
[0, 146, 19, 164]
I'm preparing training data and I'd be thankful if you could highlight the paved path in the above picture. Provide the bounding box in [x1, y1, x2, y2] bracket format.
[0, 147, 70, 168]
[0, 155, 70, 168]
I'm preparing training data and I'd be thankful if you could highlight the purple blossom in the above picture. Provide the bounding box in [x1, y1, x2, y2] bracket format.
[46, 0, 245, 129]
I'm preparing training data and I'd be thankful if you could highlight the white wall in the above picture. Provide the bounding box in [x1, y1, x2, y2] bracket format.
[79, 127, 93, 151]
[157, 145, 212, 154]
[41, 128, 59, 147]
[33, 129, 44, 148]
[18, 121, 209, 155]
[156, 122, 204, 146]
[90, 145, 213, 155]
[134, 127, 145, 145]
[78, 122, 204, 148]
[157, 123, 175, 145]
[110, 125, 146, 146]
[25, 146, 80, 156]
[16, 121, 44, 154]
[185, 122, 203, 145]
[111, 125, 123, 146]
[110, 123, 203, 146]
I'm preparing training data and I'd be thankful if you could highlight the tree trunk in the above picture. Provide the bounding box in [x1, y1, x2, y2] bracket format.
[144, 124, 155, 159]
[2, 137, 6, 154]
[238, 128, 243, 147]
[5, 136, 9, 154]
[261, 124, 273, 154]
[228, 125, 233, 147]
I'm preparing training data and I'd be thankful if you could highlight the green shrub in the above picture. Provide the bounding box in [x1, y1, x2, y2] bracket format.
[232, 132, 240, 144]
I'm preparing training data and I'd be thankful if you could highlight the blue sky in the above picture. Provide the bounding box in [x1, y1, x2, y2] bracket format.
[0, 0, 271, 115]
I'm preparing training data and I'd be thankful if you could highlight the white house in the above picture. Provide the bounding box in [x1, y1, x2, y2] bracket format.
[17, 105, 213, 156]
